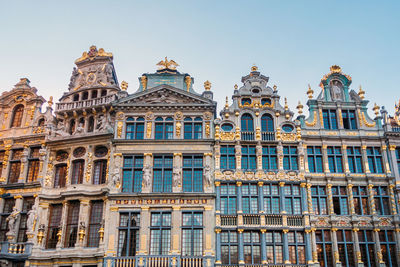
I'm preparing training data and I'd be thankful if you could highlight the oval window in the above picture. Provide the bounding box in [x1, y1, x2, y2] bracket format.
[282, 124, 294, 133]
[56, 150, 69, 161]
[221, 124, 233, 131]
[73, 147, 86, 158]
[95, 146, 108, 157]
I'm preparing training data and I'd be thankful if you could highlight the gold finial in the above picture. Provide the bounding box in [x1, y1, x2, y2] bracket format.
[225, 96, 229, 108]
[141, 75, 147, 90]
[121, 81, 128, 90]
[358, 85, 365, 100]
[184, 76, 192, 92]
[307, 84, 314, 99]
[330, 65, 342, 73]
[251, 65, 258, 72]
[204, 80, 211, 91]
[48, 96, 53, 108]
[234, 84, 238, 90]
[373, 103, 380, 116]
[273, 85, 277, 92]
[75, 46, 113, 63]
[296, 101, 303, 114]
[156, 56, 179, 70]
[284, 97, 288, 110]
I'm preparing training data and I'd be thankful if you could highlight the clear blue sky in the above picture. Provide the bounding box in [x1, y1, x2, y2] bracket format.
[1, 1, 399, 116]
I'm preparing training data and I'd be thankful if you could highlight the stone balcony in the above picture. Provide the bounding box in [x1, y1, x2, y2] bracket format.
[103, 255, 214, 267]
[219, 214, 304, 228]
[0, 242, 32, 260]
[56, 94, 117, 112]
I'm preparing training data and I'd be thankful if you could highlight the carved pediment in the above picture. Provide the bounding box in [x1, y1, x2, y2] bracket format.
[117, 85, 213, 106]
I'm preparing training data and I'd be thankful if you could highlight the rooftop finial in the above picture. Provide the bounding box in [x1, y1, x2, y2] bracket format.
[121, 81, 128, 91]
[330, 65, 342, 73]
[307, 84, 314, 99]
[225, 96, 229, 108]
[296, 101, 303, 114]
[284, 97, 288, 110]
[204, 80, 211, 91]
[156, 56, 179, 70]
[358, 85, 365, 100]
[251, 65, 258, 72]
[234, 84, 238, 90]
[48, 96, 53, 108]
[373, 103, 380, 116]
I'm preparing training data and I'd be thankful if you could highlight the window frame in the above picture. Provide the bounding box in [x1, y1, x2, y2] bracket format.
[322, 109, 338, 130]
[307, 146, 323, 173]
[122, 155, 144, 193]
[71, 159, 85, 185]
[27, 147, 40, 183]
[181, 211, 203, 256]
[342, 109, 357, 130]
[182, 154, 203, 192]
[150, 211, 171, 255]
[347, 146, 363, 173]
[243, 230, 261, 264]
[117, 211, 140, 256]
[327, 146, 343, 173]
[311, 185, 328, 215]
[220, 145, 236, 170]
[241, 145, 257, 171]
[242, 183, 258, 214]
[367, 147, 384, 174]
[220, 183, 237, 215]
[283, 146, 298, 170]
[125, 117, 145, 140]
[92, 159, 107, 185]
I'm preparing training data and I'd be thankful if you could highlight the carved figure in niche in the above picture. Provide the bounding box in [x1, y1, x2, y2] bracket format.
[6, 207, 20, 235]
[142, 165, 151, 188]
[73, 122, 85, 135]
[111, 168, 120, 187]
[68, 67, 79, 90]
[96, 114, 113, 133]
[148, 92, 175, 104]
[105, 64, 115, 85]
[54, 121, 69, 137]
[204, 165, 212, 187]
[173, 167, 181, 187]
[27, 205, 38, 232]
[330, 80, 343, 101]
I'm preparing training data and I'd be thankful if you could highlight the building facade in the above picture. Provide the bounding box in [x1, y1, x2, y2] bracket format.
[0, 46, 400, 267]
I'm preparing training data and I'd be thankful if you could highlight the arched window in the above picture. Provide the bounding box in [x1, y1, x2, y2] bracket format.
[261, 114, 274, 132]
[184, 117, 202, 139]
[38, 118, 45, 127]
[10, 104, 24, 128]
[241, 114, 254, 132]
[126, 117, 145, 140]
[155, 117, 173, 140]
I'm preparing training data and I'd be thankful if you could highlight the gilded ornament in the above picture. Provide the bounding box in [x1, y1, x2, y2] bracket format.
[75, 46, 113, 63]
[141, 75, 147, 90]
[156, 57, 179, 70]
[205, 122, 210, 138]
[306, 84, 314, 99]
[174, 111, 183, 120]
[296, 101, 303, 114]
[358, 85, 365, 100]
[120, 81, 128, 90]
[204, 80, 211, 91]
[117, 121, 123, 138]
[305, 111, 317, 127]
[184, 76, 191, 92]
[175, 122, 181, 137]
[146, 122, 152, 139]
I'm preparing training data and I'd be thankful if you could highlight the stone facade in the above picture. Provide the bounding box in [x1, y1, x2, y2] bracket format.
[0, 47, 400, 267]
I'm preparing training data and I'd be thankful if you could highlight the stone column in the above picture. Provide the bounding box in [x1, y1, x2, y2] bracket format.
[394, 228, 400, 266]
[171, 206, 181, 255]
[307, 183, 313, 214]
[215, 229, 221, 264]
[347, 184, 356, 215]
[277, 143, 283, 171]
[300, 183, 308, 214]
[311, 228, 318, 263]
[76, 199, 90, 247]
[322, 145, 330, 174]
[352, 228, 364, 267]
[18, 146, 29, 183]
[342, 144, 350, 173]
[237, 181, 243, 214]
[260, 229, 267, 264]
[256, 144, 262, 171]
[258, 181, 264, 213]
[58, 201, 69, 249]
[361, 145, 371, 174]
[327, 184, 334, 215]
[172, 153, 182, 193]
[215, 181, 221, 212]
[381, 145, 391, 175]
[138, 206, 150, 255]
[283, 229, 290, 264]
[235, 143, 241, 170]
[389, 145, 400, 179]
[0, 144, 12, 184]
[331, 228, 341, 267]
[303, 144, 310, 173]
[84, 148, 93, 185]
[204, 206, 214, 257]
[305, 229, 313, 265]
[7, 195, 23, 242]
[36, 202, 49, 249]
[373, 228, 386, 267]
[389, 184, 397, 215]
[279, 182, 286, 214]
[238, 228, 244, 265]
[142, 153, 153, 193]
[367, 184, 377, 215]
[214, 144, 221, 170]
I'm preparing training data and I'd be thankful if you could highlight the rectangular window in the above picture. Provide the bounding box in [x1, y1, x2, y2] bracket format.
[126, 119, 144, 140]
[122, 155, 143, 193]
[182, 212, 203, 256]
[93, 160, 107, 185]
[220, 145, 236, 170]
[87, 201, 103, 247]
[266, 231, 283, 264]
[352, 186, 369, 215]
[358, 230, 376, 267]
[118, 212, 140, 256]
[263, 184, 280, 214]
[283, 146, 298, 170]
[221, 231, 238, 265]
[316, 230, 333, 267]
[373, 186, 391, 215]
[8, 149, 23, 183]
[27, 147, 40, 182]
[307, 146, 323, 173]
[241, 146, 257, 171]
[288, 231, 306, 264]
[150, 212, 171, 255]
[0, 198, 15, 241]
[379, 230, 397, 267]
[262, 146, 277, 171]
[396, 147, 400, 175]
[284, 184, 302, 214]
[221, 183, 237, 214]
[327, 146, 343, 173]
[242, 183, 258, 214]
[332, 186, 348, 215]
[54, 164, 67, 188]
[153, 155, 173, 193]
[243, 231, 261, 264]
[342, 110, 357, 129]
[46, 204, 63, 249]
[17, 197, 34, 242]
[64, 201, 80, 247]
[367, 147, 384, 173]
[71, 160, 84, 184]
[184, 118, 202, 139]
[323, 109, 338, 130]
[155, 119, 173, 140]
[347, 147, 363, 173]
[337, 230, 354, 267]
[311, 186, 328, 215]
[182, 155, 203, 192]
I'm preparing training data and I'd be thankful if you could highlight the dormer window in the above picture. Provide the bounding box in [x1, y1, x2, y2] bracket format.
[241, 98, 252, 106]
[221, 123, 233, 132]
[261, 98, 272, 106]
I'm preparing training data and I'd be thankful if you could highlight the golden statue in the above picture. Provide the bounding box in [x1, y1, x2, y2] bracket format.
[156, 57, 179, 70]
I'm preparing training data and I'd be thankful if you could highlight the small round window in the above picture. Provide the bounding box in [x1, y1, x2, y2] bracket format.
[221, 123, 233, 131]
[73, 147, 86, 158]
[56, 150, 69, 161]
[95, 146, 108, 157]
[282, 124, 294, 133]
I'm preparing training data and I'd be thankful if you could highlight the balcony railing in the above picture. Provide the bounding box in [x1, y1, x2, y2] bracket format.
[0, 242, 32, 259]
[243, 214, 260, 226]
[220, 215, 237, 226]
[261, 132, 275, 141]
[241, 131, 255, 141]
[265, 215, 283, 226]
[56, 94, 117, 111]
[104, 256, 213, 267]
[287, 215, 304, 227]
[392, 126, 400, 132]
